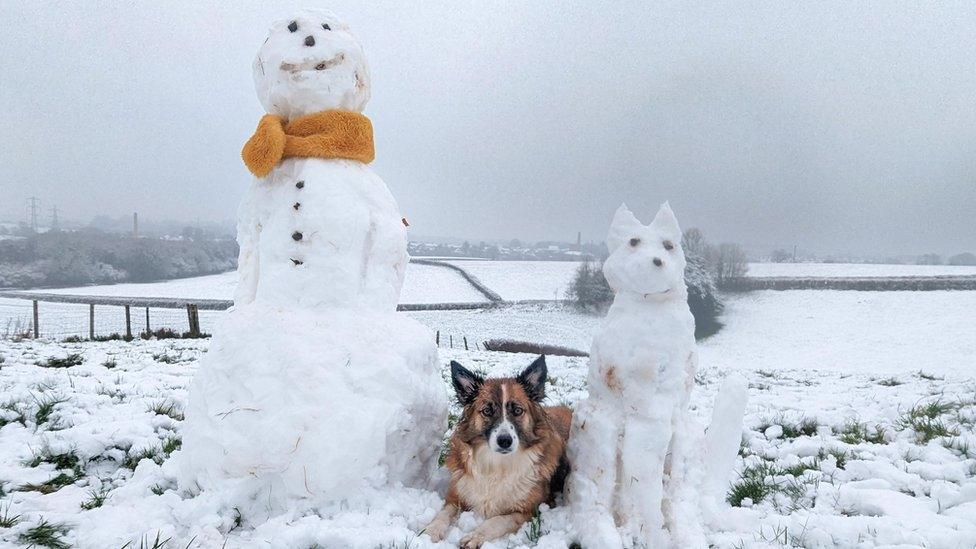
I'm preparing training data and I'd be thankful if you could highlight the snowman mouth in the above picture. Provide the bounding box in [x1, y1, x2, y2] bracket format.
[281, 53, 346, 73]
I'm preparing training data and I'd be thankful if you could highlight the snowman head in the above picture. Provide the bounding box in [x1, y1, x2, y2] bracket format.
[253, 9, 370, 119]
[603, 202, 687, 300]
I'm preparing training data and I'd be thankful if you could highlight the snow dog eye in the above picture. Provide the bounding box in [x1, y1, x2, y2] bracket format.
[480, 405, 494, 417]
[629, 237, 641, 247]
[510, 404, 524, 417]
[663, 240, 675, 251]
[287, 21, 298, 32]
[322, 23, 331, 31]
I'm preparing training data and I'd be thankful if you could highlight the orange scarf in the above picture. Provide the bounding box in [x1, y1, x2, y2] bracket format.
[242, 110, 375, 177]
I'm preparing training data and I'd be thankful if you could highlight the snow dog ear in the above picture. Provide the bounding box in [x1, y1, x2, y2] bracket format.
[516, 355, 548, 402]
[606, 203, 643, 253]
[450, 361, 484, 406]
[650, 201, 681, 242]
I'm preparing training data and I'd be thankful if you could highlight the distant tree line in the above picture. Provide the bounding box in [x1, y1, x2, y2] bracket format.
[0, 230, 238, 288]
[567, 228, 745, 339]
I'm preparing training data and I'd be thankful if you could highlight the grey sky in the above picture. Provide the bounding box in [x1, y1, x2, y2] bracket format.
[1, 1, 974, 256]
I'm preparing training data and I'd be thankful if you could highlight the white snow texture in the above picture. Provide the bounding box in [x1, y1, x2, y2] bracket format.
[178, 9, 447, 514]
[566, 203, 746, 548]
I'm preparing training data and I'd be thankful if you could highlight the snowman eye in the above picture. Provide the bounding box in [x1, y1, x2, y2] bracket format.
[629, 237, 641, 247]
[663, 240, 675, 251]
[287, 21, 298, 32]
[322, 23, 331, 31]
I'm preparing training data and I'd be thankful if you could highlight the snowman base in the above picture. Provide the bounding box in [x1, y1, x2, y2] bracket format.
[177, 303, 447, 512]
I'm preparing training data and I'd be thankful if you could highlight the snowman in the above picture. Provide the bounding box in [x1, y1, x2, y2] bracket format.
[178, 10, 448, 516]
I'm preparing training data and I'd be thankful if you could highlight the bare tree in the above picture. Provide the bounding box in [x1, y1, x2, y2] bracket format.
[714, 243, 748, 288]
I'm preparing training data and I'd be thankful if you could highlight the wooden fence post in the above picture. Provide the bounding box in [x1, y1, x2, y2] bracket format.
[145, 307, 151, 335]
[32, 300, 39, 339]
[124, 305, 132, 339]
[463, 336, 469, 350]
[436, 330, 440, 347]
[449, 335, 453, 349]
[186, 304, 200, 337]
[89, 304, 95, 340]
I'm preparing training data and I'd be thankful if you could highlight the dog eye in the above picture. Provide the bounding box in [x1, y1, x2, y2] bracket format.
[480, 405, 494, 417]
[287, 21, 298, 32]
[510, 405, 523, 417]
[663, 240, 674, 251]
[629, 237, 641, 247]
[322, 23, 331, 31]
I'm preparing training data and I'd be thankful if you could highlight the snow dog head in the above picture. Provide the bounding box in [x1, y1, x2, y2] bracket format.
[603, 202, 687, 300]
[450, 356, 549, 456]
[253, 9, 370, 118]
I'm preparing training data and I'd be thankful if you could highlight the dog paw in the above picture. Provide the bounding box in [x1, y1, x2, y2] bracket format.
[423, 518, 449, 542]
[459, 532, 486, 549]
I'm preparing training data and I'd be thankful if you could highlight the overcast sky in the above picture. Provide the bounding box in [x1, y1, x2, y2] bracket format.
[1, 1, 974, 256]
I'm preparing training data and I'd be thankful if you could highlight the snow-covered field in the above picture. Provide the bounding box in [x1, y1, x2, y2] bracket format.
[1, 290, 974, 547]
[747, 262, 976, 278]
[446, 261, 582, 301]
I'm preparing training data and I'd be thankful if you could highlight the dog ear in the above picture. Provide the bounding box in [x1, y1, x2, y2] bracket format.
[517, 355, 547, 402]
[606, 203, 643, 253]
[451, 361, 484, 405]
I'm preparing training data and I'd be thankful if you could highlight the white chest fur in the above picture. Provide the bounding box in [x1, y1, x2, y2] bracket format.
[455, 446, 542, 517]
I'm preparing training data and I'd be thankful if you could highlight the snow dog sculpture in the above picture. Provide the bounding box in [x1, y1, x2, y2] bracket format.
[566, 202, 746, 548]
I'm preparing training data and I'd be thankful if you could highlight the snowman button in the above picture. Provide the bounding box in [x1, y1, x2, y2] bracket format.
[293, 202, 301, 210]
[292, 231, 303, 241]
[291, 258, 303, 265]
[296, 181, 305, 189]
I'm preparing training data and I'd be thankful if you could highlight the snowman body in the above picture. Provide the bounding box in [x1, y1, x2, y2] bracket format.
[179, 10, 447, 514]
[236, 157, 407, 311]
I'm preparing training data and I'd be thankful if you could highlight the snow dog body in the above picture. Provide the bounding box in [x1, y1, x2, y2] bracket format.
[566, 202, 706, 548]
[425, 356, 572, 548]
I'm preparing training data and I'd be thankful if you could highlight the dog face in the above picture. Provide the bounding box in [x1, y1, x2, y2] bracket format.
[253, 9, 371, 118]
[603, 202, 687, 299]
[450, 356, 548, 456]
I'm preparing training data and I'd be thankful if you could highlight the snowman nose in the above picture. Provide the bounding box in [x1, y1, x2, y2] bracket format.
[304, 35, 315, 47]
[653, 257, 663, 267]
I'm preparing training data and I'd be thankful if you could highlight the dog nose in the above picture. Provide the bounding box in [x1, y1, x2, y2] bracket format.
[653, 257, 663, 267]
[497, 434, 513, 449]
[304, 35, 315, 47]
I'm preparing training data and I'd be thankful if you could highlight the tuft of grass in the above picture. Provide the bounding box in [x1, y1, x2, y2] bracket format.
[35, 354, 84, 369]
[17, 519, 69, 549]
[147, 400, 184, 421]
[20, 471, 80, 494]
[62, 336, 84, 343]
[818, 447, 851, 469]
[898, 401, 960, 443]
[152, 352, 180, 364]
[878, 377, 904, 387]
[757, 415, 819, 439]
[0, 502, 22, 528]
[102, 358, 118, 369]
[27, 449, 80, 471]
[942, 438, 975, 459]
[917, 370, 942, 381]
[122, 446, 167, 470]
[727, 461, 780, 506]
[161, 437, 182, 455]
[0, 401, 27, 428]
[150, 484, 167, 496]
[33, 394, 67, 427]
[756, 369, 776, 378]
[838, 421, 887, 445]
[80, 486, 110, 510]
[524, 509, 543, 543]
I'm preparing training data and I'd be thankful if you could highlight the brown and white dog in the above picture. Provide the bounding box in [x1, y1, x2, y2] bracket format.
[424, 355, 572, 548]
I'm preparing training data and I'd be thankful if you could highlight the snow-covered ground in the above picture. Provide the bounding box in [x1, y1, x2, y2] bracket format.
[747, 262, 976, 278]
[0, 290, 974, 547]
[445, 261, 582, 301]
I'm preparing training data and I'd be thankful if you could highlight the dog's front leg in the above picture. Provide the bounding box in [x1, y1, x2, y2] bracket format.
[459, 511, 531, 549]
[423, 502, 458, 542]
